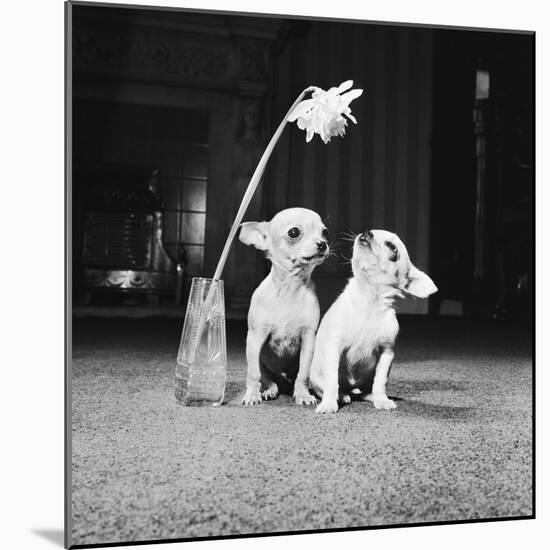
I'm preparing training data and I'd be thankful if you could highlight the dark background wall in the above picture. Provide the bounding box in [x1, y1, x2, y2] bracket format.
[429, 28, 533, 321]
[71, 4, 534, 321]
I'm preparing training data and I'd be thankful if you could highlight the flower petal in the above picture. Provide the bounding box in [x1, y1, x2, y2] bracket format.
[340, 89, 363, 104]
[336, 80, 354, 94]
[288, 99, 315, 122]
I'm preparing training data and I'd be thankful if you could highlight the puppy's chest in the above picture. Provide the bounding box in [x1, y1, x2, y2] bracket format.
[253, 285, 317, 357]
[346, 314, 398, 363]
[263, 306, 311, 357]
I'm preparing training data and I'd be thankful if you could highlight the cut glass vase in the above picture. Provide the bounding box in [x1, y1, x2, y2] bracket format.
[175, 277, 227, 406]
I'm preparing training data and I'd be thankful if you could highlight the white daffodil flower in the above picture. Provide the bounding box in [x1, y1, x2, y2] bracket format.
[287, 80, 363, 143]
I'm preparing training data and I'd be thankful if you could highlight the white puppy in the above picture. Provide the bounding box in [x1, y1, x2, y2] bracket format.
[239, 207, 329, 406]
[310, 229, 437, 414]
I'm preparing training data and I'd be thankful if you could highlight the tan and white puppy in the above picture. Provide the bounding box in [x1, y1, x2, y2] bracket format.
[239, 207, 329, 406]
[310, 229, 437, 414]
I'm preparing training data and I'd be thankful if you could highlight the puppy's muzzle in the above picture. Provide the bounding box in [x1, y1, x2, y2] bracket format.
[302, 240, 329, 262]
[358, 231, 374, 247]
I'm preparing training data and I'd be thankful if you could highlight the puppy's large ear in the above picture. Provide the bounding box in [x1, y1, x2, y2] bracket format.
[404, 265, 438, 298]
[239, 221, 269, 251]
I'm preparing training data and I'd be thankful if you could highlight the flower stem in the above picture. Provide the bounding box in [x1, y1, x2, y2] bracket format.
[194, 87, 315, 341]
[211, 86, 316, 282]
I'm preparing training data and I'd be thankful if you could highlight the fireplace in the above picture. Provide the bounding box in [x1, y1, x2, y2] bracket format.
[78, 165, 182, 305]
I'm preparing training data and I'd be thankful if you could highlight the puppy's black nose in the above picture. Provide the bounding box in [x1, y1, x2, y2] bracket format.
[316, 240, 327, 252]
[359, 231, 373, 243]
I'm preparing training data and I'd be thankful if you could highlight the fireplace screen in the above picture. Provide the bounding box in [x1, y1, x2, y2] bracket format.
[83, 211, 153, 269]
[78, 167, 179, 304]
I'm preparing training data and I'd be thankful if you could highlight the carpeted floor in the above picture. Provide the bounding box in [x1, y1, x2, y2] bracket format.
[70, 316, 533, 547]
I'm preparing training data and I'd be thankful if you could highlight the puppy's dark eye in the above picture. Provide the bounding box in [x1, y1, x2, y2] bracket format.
[322, 228, 329, 241]
[385, 241, 399, 262]
[287, 227, 301, 239]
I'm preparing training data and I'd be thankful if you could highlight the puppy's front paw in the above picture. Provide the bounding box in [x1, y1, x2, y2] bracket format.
[373, 396, 397, 410]
[294, 389, 317, 406]
[362, 393, 397, 410]
[261, 383, 279, 401]
[293, 382, 317, 405]
[242, 390, 262, 406]
[315, 399, 339, 414]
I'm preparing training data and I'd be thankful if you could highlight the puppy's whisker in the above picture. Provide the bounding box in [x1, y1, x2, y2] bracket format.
[330, 241, 352, 249]
[338, 231, 358, 241]
[326, 241, 339, 254]
[339, 253, 352, 264]
[337, 238, 357, 244]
